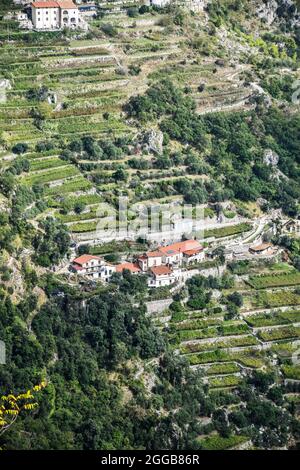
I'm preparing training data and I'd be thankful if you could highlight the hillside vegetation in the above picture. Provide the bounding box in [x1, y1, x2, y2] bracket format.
[0, 0, 300, 451]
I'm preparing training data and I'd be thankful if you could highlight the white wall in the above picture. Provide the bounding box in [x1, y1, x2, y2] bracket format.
[147, 256, 163, 268]
[32, 7, 60, 29]
[148, 274, 175, 288]
[32, 6, 80, 30]
[60, 8, 79, 28]
[163, 253, 182, 265]
[150, 0, 171, 7]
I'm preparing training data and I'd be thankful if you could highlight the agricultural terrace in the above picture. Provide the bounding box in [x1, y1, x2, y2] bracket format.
[0, 8, 268, 240]
[162, 259, 300, 392]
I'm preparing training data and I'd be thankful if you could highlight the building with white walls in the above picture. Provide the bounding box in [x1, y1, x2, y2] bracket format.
[138, 239, 204, 271]
[31, 0, 80, 30]
[71, 254, 116, 280]
[148, 265, 176, 288]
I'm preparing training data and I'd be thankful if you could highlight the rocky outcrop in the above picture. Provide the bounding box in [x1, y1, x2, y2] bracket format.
[257, 0, 300, 27]
[0, 79, 11, 104]
[263, 149, 280, 167]
[263, 149, 289, 181]
[257, 0, 280, 25]
[144, 129, 164, 155]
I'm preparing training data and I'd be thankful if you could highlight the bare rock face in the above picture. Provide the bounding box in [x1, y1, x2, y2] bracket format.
[263, 149, 279, 167]
[257, 0, 279, 25]
[257, 0, 300, 27]
[264, 149, 289, 181]
[0, 79, 11, 103]
[145, 129, 164, 155]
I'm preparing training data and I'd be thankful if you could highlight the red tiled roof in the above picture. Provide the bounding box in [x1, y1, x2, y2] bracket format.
[116, 262, 141, 273]
[32, 0, 77, 8]
[146, 251, 163, 258]
[72, 264, 84, 271]
[73, 254, 101, 265]
[183, 248, 203, 256]
[159, 239, 202, 255]
[32, 1, 59, 7]
[57, 0, 77, 8]
[158, 246, 180, 256]
[150, 266, 172, 276]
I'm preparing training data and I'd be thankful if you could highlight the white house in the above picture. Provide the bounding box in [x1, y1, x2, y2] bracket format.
[31, 0, 80, 30]
[137, 251, 163, 272]
[115, 262, 141, 275]
[98, 263, 116, 282]
[182, 247, 205, 264]
[138, 239, 204, 271]
[71, 254, 116, 280]
[159, 239, 204, 266]
[71, 254, 104, 278]
[148, 265, 176, 288]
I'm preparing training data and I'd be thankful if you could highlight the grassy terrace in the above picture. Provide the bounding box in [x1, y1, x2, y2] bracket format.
[198, 435, 249, 450]
[243, 290, 300, 310]
[204, 223, 252, 239]
[257, 326, 300, 342]
[245, 310, 300, 327]
[44, 177, 93, 196]
[188, 350, 265, 368]
[247, 271, 300, 289]
[207, 374, 243, 389]
[21, 165, 80, 186]
[180, 335, 260, 354]
[171, 322, 250, 343]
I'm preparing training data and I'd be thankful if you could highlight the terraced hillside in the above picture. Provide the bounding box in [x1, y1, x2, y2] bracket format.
[153, 259, 300, 394]
[2, 4, 299, 245]
[1, 1, 300, 451]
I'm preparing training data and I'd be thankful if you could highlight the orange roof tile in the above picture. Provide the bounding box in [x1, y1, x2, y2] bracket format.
[159, 239, 202, 255]
[150, 266, 172, 276]
[32, 0, 77, 8]
[73, 254, 101, 265]
[183, 248, 203, 256]
[32, 1, 59, 7]
[158, 246, 180, 256]
[116, 262, 141, 273]
[57, 0, 77, 8]
[146, 251, 164, 258]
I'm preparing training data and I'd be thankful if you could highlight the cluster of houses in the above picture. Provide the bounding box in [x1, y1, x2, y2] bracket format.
[71, 239, 205, 288]
[70, 238, 278, 288]
[10, 0, 207, 31]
